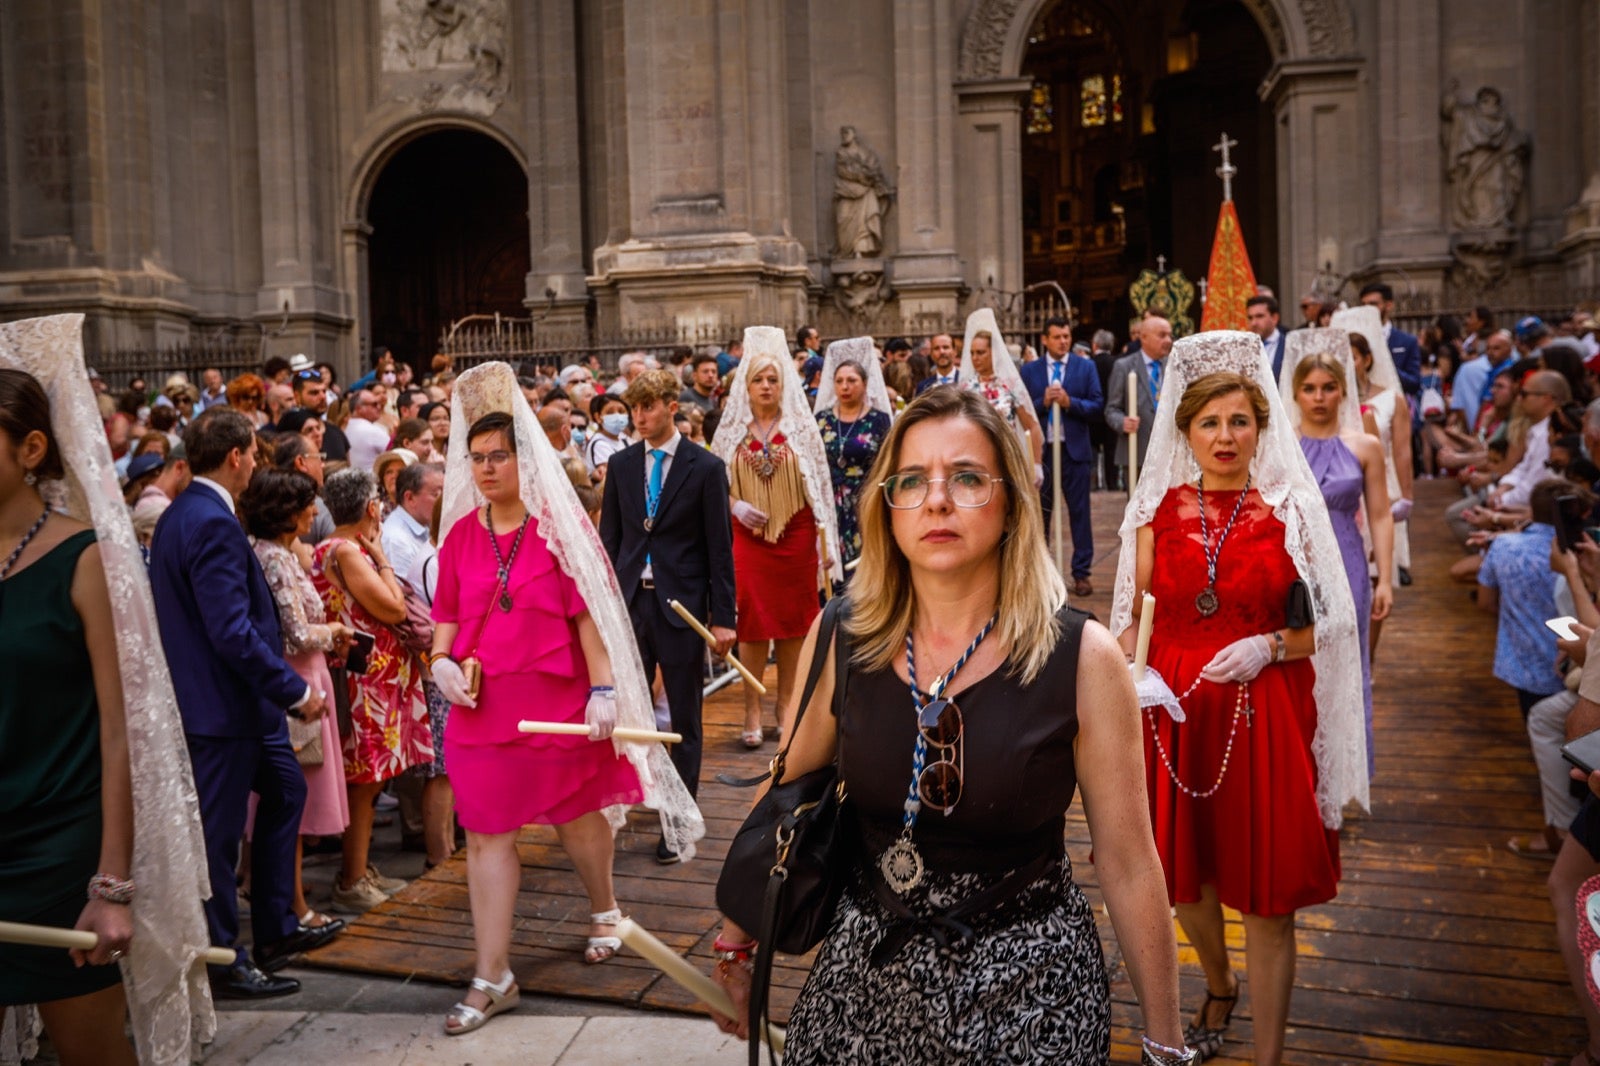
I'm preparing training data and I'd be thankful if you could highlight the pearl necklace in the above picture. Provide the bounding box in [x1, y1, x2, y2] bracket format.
[1144, 674, 1253, 799]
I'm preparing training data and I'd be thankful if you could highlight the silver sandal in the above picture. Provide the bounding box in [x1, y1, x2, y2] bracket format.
[444, 969, 519, 1036]
[585, 908, 623, 964]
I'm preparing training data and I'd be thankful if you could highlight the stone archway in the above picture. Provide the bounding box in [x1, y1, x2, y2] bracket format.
[954, 0, 1361, 314]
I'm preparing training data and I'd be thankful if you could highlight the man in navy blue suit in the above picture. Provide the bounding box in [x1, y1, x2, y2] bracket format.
[1246, 294, 1287, 380]
[600, 371, 737, 861]
[914, 332, 960, 394]
[1359, 282, 1422, 397]
[149, 408, 340, 999]
[1021, 316, 1103, 596]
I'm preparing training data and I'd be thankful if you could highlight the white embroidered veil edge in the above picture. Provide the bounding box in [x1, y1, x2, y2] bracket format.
[711, 326, 844, 582]
[1279, 327, 1364, 435]
[439, 362, 705, 858]
[1109, 329, 1369, 827]
[814, 336, 893, 417]
[1329, 305, 1404, 396]
[959, 307, 1031, 417]
[0, 314, 216, 1065]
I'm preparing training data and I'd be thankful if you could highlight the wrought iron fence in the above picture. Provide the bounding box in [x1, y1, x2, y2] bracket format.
[87, 341, 264, 391]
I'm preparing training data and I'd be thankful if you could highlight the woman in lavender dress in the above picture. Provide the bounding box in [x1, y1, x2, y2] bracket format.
[1287, 337, 1394, 775]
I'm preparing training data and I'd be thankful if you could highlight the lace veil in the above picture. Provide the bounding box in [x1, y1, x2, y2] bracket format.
[712, 326, 844, 582]
[959, 307, 1030, 413]
[1109, 330, 1368, 827]
[0, 315, 215, 1064]
[439, 362, 705, 857]
[1279, 327, 1363, 434]
[813, 336, 893, 417]
[1329, 305, 1403, 395]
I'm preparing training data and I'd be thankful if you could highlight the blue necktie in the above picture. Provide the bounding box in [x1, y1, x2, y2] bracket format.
[1051, 359, 1064, 385]
[645, 448, 665, 565]
[1147, 360, 1161, 410]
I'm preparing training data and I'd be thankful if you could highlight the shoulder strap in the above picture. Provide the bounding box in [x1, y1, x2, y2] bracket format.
[767, 597, 847, 787]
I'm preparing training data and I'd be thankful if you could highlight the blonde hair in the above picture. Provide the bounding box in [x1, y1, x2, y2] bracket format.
[744, 349, 785, 395]
[846, 388, 1064, 685]
[1290, 353, 1347, 396]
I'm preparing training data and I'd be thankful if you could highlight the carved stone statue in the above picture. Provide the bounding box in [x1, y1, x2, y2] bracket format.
[832, 127, 894, 259]
[1441, 82, 1530, 232]
[381, 0, 509, 116]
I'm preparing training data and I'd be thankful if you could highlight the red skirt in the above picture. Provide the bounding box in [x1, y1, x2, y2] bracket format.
[733, 507, 821, 643]
[1143, 642, 1340, 917]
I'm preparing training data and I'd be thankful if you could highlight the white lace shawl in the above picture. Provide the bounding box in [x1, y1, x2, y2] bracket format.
[1329, 305, 1404, 395]
[1109, 330, 1369, 828]
[813, 336, 893, 417]
[0, 314, 215, 1064]
[959, 307, 1031, 416]
[711, 326, 844, 582]
[1279, 327, 1364, 435]
[439, 362, 705, 858]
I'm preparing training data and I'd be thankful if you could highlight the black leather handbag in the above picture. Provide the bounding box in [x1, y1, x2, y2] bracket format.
[714, 596, 850, 1064]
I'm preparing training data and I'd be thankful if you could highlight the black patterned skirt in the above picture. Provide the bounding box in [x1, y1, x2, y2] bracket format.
[783, 855, 1110, 1064]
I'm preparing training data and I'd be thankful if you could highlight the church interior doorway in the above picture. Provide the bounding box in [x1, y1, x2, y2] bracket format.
[1020, 0, 1276, 338]
[366, 128, 531, 368]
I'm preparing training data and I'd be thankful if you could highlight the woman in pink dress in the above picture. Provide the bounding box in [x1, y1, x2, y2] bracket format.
[313, 467, 433, 914]
[428, 408, 644, 1036]
[242, 468, 353, 932]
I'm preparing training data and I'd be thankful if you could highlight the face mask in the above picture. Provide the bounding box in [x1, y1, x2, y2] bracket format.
[571, 428, 587, 446]
[381, 372, 397, 386]
[602, 413, 629, 436]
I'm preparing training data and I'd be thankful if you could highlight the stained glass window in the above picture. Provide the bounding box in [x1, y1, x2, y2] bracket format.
[1080, 75, 1106, 127]
[1112, 74, 1124, 123]
[1026, 83, 1054, 135]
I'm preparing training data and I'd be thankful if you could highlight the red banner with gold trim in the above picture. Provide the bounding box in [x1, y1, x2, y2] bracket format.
[1199, 200, 1257, 332]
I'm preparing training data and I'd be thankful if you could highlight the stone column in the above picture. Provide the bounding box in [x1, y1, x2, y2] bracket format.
[1261, 60, 1364, 302]
[889, 0, 965, 319]
[251, 0, 350, 359]
[1558, 0, 1600, 287]
[587, 0, 810, 336]
[517, 0, 588, 329]
[954, 78, 1030, 306]
[1365, 0, 1450, 287]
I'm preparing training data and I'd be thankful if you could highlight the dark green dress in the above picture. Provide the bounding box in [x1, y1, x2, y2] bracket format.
[0, 529, 122, 1005]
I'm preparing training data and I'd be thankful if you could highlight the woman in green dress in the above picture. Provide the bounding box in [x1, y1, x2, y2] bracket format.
[0, 368, 137, 1065]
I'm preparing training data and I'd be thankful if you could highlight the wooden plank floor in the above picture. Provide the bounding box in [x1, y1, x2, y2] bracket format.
[306, 477, 1587, 1063]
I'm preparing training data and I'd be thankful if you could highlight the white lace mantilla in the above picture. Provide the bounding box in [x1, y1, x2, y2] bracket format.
[712, 326, 844, 582]
[1279, 327, 1364, 436]
[813, 336, 894, 417]
[0, 314, 216, 1064]
[439, 361, 706, 857]
[1109, 329, 1369, 827]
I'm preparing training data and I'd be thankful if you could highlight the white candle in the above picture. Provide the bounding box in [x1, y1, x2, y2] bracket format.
[1127, 369, 1140, 493]
[614, 918, 785, 1053]
[0, 920, 236, 967]
[1133, 593, 1156, 679]
[517, 722, 683, 744]
[668, 599, 768, 694]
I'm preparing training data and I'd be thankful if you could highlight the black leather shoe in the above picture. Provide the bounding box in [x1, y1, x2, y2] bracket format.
[1399, 566, 1413, 587]
[210, 962, 300, 999]
[255, 922, 344, 973]
[655, 836, 681, 865]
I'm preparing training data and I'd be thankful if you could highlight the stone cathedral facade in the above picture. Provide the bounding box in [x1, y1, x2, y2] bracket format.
[2, 0, 1598, 371]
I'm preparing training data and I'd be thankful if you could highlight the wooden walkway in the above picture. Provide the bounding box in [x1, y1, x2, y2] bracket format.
[307, 478, 1587, 1063]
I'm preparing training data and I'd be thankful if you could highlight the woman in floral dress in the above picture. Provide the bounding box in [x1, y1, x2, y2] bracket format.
[313, 467, 433, 914]
[814, 338, 893, 574]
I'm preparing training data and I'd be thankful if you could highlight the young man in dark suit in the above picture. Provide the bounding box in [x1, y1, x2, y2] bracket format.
[599, 370, 737, 862]
[148, 408, 341, 999]
[1359, 282, 1422, 397]
[1020, 316, 1104, 596]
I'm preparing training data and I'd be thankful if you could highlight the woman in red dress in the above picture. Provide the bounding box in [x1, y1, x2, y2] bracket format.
[711, 326, 842, 747]
[1112, 332, 1366, 1066]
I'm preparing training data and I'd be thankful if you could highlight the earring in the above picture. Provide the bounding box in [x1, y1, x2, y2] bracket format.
[23, 471, 36, 487]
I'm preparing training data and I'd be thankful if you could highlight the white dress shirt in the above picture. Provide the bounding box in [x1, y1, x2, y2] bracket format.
[345, 416, 390, 472]
[1498, 415, 1551, 511]
[381, 506, 433, 587]
[639, 431, 681, 582]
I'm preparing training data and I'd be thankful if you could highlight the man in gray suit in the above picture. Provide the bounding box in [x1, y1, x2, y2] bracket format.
[1105, 310, 1174, 488]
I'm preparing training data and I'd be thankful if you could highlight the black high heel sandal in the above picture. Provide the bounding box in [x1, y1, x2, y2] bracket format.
[1182, 976, 1239, 1062]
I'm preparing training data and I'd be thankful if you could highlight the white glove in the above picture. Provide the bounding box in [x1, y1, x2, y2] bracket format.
[432, 657, 477, 708]
[1129, 662, 1185, 723]
[586, 688, 618, 740]
[1391, 497, 1413, 523]
[1033, 463, 1045, 489]
[731, 500, 769, 532]
[1199, 635, 1274, 684]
